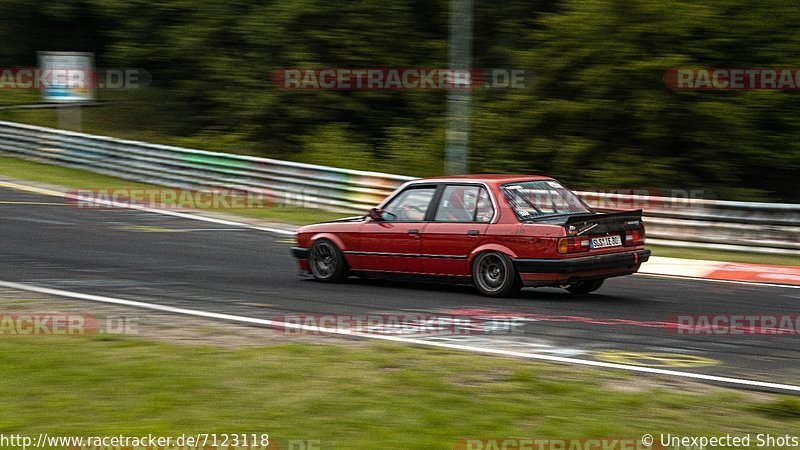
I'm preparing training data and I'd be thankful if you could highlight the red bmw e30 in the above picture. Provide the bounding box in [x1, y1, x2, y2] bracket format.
[291, 175, 650, 297]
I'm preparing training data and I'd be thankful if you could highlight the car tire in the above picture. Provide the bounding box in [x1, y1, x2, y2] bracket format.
[309, 239, 348, 283]
[566, 279, 604, 294]
[472, 251, 521, 297]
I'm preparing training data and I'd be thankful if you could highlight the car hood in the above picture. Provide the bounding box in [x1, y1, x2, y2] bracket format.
[296, 215, 366, 233]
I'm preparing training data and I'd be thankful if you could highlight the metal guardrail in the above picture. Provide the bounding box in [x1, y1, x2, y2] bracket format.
[0, 121, 411, 212]
[574, 192, 800, 255]
[0, 121, 797, 256]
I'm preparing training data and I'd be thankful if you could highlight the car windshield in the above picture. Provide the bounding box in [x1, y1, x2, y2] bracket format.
[501, 180, 591, 220]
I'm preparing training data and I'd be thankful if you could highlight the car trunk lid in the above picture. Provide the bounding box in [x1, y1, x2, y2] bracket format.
[535, 210, 646, 252]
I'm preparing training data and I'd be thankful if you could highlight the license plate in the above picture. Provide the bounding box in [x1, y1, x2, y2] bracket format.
[591, 235, 622, 249]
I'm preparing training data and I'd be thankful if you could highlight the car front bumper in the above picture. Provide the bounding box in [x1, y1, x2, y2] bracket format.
[291, 247, 310, 259]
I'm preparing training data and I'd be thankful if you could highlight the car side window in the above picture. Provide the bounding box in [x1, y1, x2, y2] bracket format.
[382, 187, 437, 222]
[474, 187, 494, 222]
[434, 185, 494, 222]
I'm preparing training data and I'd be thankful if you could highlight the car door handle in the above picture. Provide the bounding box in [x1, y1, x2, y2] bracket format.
[408, 229, 419, 235]
[467, 230, 479, 236]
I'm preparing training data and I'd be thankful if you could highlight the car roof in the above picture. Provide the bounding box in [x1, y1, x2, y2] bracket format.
[407, 174, 555, 186]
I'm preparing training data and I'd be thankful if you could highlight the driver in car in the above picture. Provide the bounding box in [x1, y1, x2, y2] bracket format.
[396, 202, 426, 221]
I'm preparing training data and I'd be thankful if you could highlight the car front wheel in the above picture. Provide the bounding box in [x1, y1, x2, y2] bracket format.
[309, 239, 348, 283]
[472, 252, 521, 297]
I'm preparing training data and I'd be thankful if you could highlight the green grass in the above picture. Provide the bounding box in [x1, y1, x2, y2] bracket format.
[0, 90, 42, 107]
[0, 154, 157, 191]
[0, 335, 797, 449]
[0, 155, 346, 225]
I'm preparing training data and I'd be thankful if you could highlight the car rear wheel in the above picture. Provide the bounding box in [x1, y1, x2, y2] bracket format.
[309, 239, 348, 283]
[566, 279, 604, 294]
[472, 252, 521, 297]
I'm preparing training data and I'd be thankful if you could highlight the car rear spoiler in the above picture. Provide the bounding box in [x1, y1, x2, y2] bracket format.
[532, 209, 643, 226]
[563, 209, 643, 225]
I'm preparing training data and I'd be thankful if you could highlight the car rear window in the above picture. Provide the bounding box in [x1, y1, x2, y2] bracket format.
[501, 180, 591, 220]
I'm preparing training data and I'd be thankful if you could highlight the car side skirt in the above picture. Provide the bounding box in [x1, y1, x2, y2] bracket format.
[351, 270, 471, 285]
[343, 250, 467, 260]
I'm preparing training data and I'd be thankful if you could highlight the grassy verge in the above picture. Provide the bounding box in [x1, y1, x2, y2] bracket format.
[0, 153, 796, 265]
[0, 154, 157, 191]
[0, 155, 346, 225]
[1, 334, 798, 449]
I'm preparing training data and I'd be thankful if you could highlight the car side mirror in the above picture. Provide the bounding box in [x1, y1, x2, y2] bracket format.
[368, 208, 383, 221]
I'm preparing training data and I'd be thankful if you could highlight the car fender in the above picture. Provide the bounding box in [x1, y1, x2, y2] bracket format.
[468, 243, 519, 264]
[309, 232, 348, 252]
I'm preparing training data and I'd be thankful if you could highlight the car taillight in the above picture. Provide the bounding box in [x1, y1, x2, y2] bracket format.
[624, 229, 645, 246]
[558, 236, 590, 254]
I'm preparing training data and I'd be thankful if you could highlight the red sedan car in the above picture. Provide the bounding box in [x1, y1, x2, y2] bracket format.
[291, 175, 650, 297]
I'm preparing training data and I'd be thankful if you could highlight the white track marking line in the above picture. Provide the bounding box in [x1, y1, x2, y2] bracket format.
[1, 279, 798, 393]
[0, 180, 295, 236]
[0, 201, 64, 205]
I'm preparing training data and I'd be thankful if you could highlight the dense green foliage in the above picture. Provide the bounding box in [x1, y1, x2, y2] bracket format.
[1, 0, 798, 201]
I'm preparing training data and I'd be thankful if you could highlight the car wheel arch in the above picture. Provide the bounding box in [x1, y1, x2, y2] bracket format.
[470, 250, 522, 297]
[468, 244, 518, 266]
[309, 233, 347, 252]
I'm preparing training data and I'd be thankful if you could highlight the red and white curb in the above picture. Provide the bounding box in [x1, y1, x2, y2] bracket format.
[641, 256, 800, 287]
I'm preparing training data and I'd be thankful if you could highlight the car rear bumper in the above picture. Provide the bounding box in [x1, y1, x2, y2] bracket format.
[513, 249, 651, 274]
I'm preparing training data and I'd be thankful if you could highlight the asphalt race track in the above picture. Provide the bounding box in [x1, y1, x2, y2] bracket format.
[1, 185, 799, 391]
